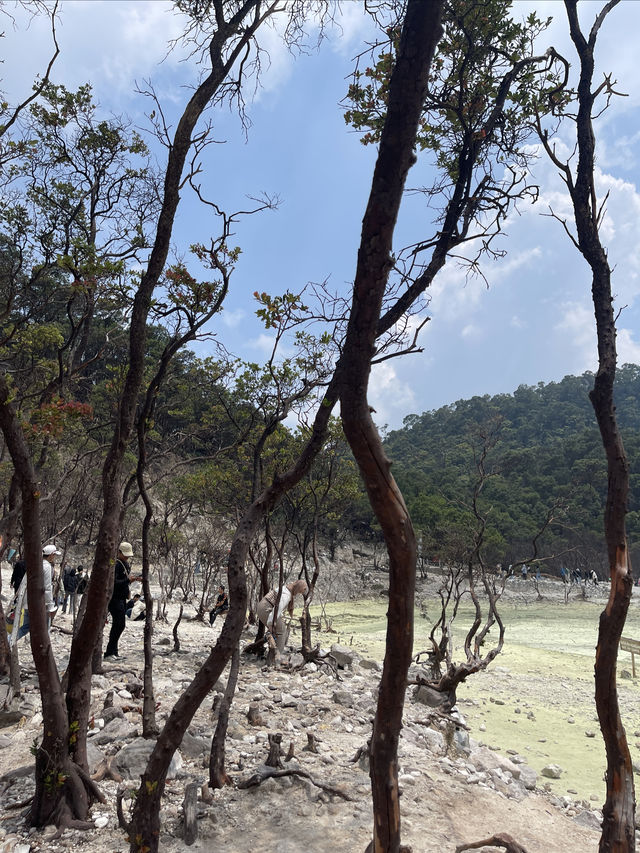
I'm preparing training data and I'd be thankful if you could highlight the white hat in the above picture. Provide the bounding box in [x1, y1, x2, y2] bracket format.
[119, 541, 134, 557]
[43, 544, 61, 556]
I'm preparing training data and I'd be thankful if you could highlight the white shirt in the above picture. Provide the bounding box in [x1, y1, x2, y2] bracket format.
[21, 559, 56, 613]
[42, 559, 57, 612]
[267, 587, 292, 627]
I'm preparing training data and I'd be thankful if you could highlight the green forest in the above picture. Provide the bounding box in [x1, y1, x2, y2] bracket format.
[384, 365, 640, 576]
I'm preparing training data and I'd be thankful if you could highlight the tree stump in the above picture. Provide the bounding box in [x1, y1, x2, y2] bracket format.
[182, 781, 198, 846]
[247, 703, 264, 726]
[265, 733, 283, 768]
[285, 740, 295, 762]
[302, 732, 319, 753]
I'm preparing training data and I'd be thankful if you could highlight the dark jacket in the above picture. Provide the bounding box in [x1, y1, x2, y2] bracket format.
[10, 559, 26, 592]
[111, 558, 131, 604]
[63, 568, 78, 593]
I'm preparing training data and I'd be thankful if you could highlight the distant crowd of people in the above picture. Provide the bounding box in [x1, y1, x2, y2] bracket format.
[6, 539, 312, 660]
[7, 538, 143, 660]
[496, 562, 600, 585]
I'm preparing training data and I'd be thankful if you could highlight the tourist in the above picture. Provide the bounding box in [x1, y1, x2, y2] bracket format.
[209, 585, 229, 625]
[257, 579, 308, 652]
[10, 553, 26, 593]
[76, 565, 87, 597]
[104, 541, 138, 660]
[62, 566, 79, 616]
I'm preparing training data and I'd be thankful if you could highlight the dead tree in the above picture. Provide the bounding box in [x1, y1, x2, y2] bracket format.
[414, 424, 563, 711]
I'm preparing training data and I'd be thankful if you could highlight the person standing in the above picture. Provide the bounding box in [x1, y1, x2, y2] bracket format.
[10, 554, 26, 594]
[62, 566, 78, 616]
[76, 565, 87, 598]
[104, 541, 135, 660]
[8, 544, 59, 646]
[41, 544, 60, 626]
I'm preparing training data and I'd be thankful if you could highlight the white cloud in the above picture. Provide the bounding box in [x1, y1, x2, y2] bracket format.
[461, 323, 481, 340]
[369, 362, 416, 429]
[617, 328, 640, 365]
[553, 300, 596, 369]
[221, 308, 245, 329]
[249, 332, 276, 356]
[328, 5, 376, 57]
[488, 247, 543, 285]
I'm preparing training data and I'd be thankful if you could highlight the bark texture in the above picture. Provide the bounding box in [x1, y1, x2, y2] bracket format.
[562, 3, 634, 850]
[336, 2, 443, 850]
[208, 644, 240, 789]
[0, 379, 103, 825]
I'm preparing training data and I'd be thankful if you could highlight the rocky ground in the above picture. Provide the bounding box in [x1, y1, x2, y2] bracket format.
[0, 589, 611, 853]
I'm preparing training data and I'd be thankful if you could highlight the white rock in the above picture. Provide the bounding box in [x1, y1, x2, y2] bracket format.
[541, 764, 563, 779]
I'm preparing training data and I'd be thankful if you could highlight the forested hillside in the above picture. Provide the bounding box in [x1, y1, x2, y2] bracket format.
[383, 366, 640, 575]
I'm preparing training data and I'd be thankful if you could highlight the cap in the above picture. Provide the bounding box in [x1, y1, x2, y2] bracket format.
[43, 544, 61, 556]
[119, 541, 134, 557]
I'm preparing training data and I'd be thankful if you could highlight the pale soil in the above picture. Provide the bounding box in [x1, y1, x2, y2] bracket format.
[326, 575, 640, 805]
[0, 567, 633, 853]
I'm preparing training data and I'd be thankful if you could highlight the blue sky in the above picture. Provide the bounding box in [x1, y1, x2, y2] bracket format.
[2, 1, 640, 430]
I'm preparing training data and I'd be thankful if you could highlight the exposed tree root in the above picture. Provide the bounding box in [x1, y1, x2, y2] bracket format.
[237, 766, 352, 801]
[298, 646, 341, 678]
[242, 637, 267, 657]
[30, 760, 105, 830]
[91, 755, 124, 783]
[116, 785, 132, 832]
[455, 833, 530, 852]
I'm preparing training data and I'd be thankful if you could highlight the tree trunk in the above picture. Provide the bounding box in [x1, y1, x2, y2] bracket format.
[336, 2, 443, 850]
[562, 4, 635, 849]
[0, 379, 102, 824]
[209, 644, 240, 789]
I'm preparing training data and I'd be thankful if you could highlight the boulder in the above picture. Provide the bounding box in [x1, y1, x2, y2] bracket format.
[115, 738, 183, 780]
[92, 716, 138, 746]
[541, 763, 563, 779]
[519, 764, 537, 790]
[332, 689, 354, 708]
[420, 727, 446, 757]
[469, 747, 520, 780]
[330, 645, 357, 669]
[180, 731, 211, 759]
[573, 810, 602, 831]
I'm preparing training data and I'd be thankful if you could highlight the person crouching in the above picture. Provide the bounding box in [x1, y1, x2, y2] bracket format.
[257, 579, 308, 652]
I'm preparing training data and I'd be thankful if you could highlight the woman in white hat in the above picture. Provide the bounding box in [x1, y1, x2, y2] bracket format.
[104, 541, 135, 660]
